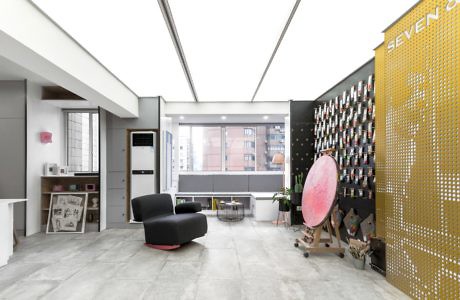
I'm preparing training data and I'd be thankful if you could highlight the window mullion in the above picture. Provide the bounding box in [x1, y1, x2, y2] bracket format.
[221, 126, 225, 172]
[89, 113, 93, 172]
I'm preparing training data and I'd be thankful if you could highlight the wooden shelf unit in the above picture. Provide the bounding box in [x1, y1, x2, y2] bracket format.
[41, 176, 100, 230]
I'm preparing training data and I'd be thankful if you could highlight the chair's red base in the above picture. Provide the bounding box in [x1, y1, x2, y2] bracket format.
[144, 243, 180, 250]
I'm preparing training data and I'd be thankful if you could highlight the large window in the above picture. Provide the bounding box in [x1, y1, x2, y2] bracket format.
[65, 111, 99, 172]
[179, 126, 222, 171]
[179, 124, 284, 172]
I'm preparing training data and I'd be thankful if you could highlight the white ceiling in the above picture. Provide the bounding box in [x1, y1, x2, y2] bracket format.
[255, 0, 419, 101]
[0, 55, 51, 84]
[32, 0, 418, 102]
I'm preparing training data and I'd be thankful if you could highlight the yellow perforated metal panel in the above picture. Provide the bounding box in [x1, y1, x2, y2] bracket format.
[378, 0, 460, 298]
[375, 44, 386, 238]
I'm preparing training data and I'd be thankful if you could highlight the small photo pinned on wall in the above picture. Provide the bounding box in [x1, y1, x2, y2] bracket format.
[58, 166, 68, 176]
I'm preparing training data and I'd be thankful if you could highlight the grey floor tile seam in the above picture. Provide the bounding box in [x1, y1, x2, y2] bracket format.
[4, 218, 409, 300]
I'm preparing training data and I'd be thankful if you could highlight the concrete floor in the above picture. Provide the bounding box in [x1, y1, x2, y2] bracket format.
[0, 217, 408, 300]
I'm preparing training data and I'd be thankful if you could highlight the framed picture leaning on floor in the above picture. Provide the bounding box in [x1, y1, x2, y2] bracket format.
[46, 193, 88, 234]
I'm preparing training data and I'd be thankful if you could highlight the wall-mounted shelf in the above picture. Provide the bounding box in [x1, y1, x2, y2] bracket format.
[41, 176, 100, 231]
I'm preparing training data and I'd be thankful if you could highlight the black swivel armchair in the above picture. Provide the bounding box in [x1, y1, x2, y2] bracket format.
[132, 194, 207, 250]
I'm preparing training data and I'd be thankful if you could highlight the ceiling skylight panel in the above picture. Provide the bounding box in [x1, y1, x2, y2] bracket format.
[255, 0, 419, 101]
[168, 0, 296, 102]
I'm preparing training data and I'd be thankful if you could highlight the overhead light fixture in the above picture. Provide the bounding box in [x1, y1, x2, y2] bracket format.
[263, 115, 269, 120]
[221, 116, 227, 120]
[179, 116, 185, 120]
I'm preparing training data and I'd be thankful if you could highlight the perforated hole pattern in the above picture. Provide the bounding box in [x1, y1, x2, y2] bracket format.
[376, 0, 459, 298]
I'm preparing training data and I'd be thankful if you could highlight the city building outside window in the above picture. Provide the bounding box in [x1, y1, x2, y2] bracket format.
[179, 124, 284, 172]
[244, 128, 254, 136]
[178, 126, 222, 171]
[65, 111, 99, 172]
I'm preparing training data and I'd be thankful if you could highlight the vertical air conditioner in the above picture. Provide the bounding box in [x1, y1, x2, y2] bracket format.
[130, 131, 156, 222]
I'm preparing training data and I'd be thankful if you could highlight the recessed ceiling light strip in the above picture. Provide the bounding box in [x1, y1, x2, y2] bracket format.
[158, 0, 199, 102]
[251, 0, 302, 102]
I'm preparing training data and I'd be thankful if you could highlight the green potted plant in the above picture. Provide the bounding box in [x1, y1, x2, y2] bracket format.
[272, 187, 292, 212]
[292, 173, 304, 205]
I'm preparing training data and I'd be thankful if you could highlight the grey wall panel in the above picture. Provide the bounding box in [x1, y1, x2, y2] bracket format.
[107, 172, 126, 189]
[107, 188, 126, 207]
[106, 97, 160, 227]
[0, 81, 26, 119]
[178, 175, 213, 192]
[0, 81, 26, 231]
[107, 97, 159, 129]
[248, 175, 283, 192]
[107, 129, 126, 172]
[0, 118, 26, 197]
[107, 205, 125, 224]
[178, 174, 283, 193]
[213, 175, 249, 192]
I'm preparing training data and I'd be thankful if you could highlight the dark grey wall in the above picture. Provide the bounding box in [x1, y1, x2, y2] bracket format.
[178, 174, 283, 193]
[106, 97, 160, 227]
[315, 59, 375, 242]
[0, 81, 26, 230]
[289, 100, 316, 225]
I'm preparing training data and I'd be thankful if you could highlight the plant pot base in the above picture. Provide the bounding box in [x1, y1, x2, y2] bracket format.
[352, 257, 366, 270]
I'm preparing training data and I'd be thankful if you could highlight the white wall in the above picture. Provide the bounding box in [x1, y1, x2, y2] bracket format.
[26, 81, 63, 235]
[99, 109, 107, 231]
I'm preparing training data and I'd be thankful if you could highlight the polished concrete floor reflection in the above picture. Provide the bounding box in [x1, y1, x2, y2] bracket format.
[0, 217, 408, 300]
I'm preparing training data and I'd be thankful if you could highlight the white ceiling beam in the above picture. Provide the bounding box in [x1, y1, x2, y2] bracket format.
[158, 0, 199, 102]
[0, 0, 139, 117]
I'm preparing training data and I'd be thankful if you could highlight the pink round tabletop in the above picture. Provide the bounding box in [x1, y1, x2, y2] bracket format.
[302, 155, 339, 228]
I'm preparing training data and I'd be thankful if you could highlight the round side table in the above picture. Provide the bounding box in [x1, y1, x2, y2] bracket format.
[217, 201, 244, 222]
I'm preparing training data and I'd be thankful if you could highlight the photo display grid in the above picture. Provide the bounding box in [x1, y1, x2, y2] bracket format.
[46, 194, 88, 233]
[313, 74, 376, 242]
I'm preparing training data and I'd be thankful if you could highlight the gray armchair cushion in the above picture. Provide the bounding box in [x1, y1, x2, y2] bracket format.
[175, 202, 202, 214]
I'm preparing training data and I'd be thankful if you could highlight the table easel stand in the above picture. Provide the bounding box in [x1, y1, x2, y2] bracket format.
[294, 214, 344, 258]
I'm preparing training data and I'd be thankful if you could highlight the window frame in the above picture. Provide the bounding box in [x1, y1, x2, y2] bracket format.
[64, 109, 99, 173]
[178, 123, 285, 174]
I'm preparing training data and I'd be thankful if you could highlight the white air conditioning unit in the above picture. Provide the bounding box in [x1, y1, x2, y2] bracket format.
[130, 131, 156, 222]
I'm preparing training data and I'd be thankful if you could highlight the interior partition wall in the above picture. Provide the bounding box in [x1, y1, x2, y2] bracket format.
[105, 97, 160, 227]
[289, 101, 316, 225]
[376, 0, 459, 297]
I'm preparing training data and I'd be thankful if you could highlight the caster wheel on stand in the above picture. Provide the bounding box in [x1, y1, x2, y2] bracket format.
[338, 253, 345, 258]
[325, 243, 330, 247]
[294, 242, 299, 248]
[303, 252, 309, 258]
